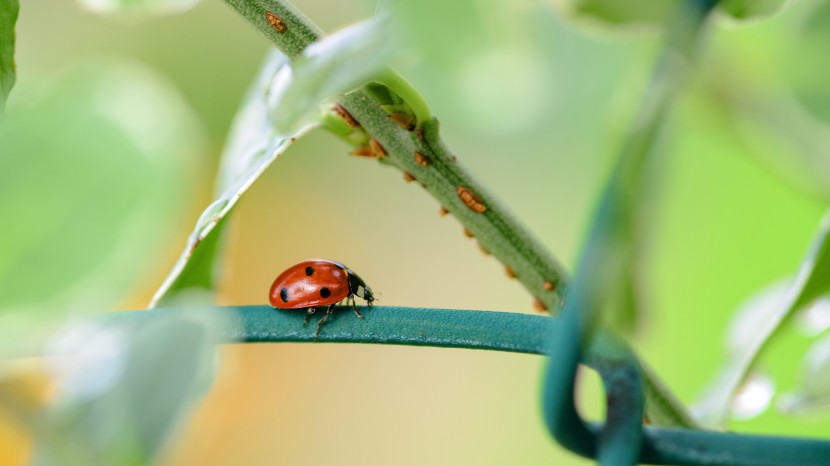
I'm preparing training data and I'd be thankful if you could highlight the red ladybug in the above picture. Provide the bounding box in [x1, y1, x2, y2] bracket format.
[269, 259, 374, 336]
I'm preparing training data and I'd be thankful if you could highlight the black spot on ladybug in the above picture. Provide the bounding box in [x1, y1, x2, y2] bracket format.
[280, 287, 289, 303]
[320, 287, 331, 298]
[305, 266, 314, 276]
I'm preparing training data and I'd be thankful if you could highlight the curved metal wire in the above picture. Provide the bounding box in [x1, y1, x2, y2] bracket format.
[113, 306, 830, 465]
[543, 1, 723, 464]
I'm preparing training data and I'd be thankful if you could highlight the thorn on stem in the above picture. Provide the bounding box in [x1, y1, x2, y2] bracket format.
[414, 151, 430, 167]
[389, 112, 415, 130]
[351, 146, 374, 157]
[369, 138, 387, 158]
[265, 11, 286, 33]
[333, 103, 359, 128]
[457, 186, 487, 213]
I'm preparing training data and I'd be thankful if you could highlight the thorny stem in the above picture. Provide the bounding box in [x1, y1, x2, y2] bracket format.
[223, 0, 695, 428]
[340, 90, 569, 312]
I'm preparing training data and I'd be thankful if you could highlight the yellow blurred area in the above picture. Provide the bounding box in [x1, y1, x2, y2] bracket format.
[6, 0, 830, 464]
[0, 361, 55, 465]
[0, 421, 29, 466]
[153, 130, 594, 465]
[8, 1, 596, 464]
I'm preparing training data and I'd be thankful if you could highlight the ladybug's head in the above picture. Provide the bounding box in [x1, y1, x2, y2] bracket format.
[346, 270, 374, 307]
[361, 286, 374, 306]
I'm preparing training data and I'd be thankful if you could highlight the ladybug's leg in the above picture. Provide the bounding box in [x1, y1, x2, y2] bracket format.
[349, 295, 364, 319]
[314, 303, 336, 338]
[304, 307, 316, 326]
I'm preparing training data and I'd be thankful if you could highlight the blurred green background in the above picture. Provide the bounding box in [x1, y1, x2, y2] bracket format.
[2, 0, 830, 464]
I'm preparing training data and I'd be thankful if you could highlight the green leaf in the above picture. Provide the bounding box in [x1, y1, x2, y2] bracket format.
[562, 0, 788, 29]
[0, 0, 18, 111]
[779, 332, 830, 415]
[697, 209, 830, 427]
[0, 62, 204, 324]
[25, 309, 236, 465]
[270, 16, 400, 134]
[564, 0, 680, 27]
[718, 0, 790, 20]
[153, 19, 401, 307]
[150, 51, 317, 307]
[785, 1, 830, 125]
[387, 0, 559, 134]
[606, 267, 642, 334]
[74, 0, 200, 16]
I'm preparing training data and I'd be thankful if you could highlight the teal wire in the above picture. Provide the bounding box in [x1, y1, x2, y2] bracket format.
[112, 306, 830, 465]
[542, 1, 722, 464]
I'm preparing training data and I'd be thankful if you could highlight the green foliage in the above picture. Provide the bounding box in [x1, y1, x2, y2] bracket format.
[74, 0, 201, 16]
[565, 0, 680, 27]
[9, 0, 830, 464]
[787, 0, 830, 125]
[699, 210, 830, 426]
[151, 51, 317, 307]
[718, 0, 790, 20]
[270, 17, 398, 133]
[26, 310, 233, 466]
[387, 0, 559, 134]
[780, 332, 830, 414]
[0, 63, 202, 319]
[561, 0, 788, 27]
[0, 61, 214, 465]
[152, 16, 407, 306]
[0, 0, 18, 111]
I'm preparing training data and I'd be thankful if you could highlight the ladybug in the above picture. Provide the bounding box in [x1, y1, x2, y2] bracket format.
[269, 259, 374, 337]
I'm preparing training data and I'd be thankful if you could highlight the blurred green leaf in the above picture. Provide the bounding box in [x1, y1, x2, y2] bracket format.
[564, 0, 679, 27]
[154, 19, 397, 307]
[723, 90, 830, 201]
[718, 0, 790, 20]
[74, 0, 200, 16]
[24, 309, 235, 465]
[151, 51, 317, 307]
[0, 0, 18, 111]
[778, 332, 830, 415]
[697, 210, 830, 427]
[786, 0, 830, 124]
[0, 62, 204, 321]
[773, 212, 830, 320]
[271, 16, 399, 133]
[388, 0, 559, 134]
[562, 0, 788, 29]
[606, 268, 642, 334]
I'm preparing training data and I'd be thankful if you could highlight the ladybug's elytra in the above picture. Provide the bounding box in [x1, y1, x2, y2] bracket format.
[269, 259, 374, 337]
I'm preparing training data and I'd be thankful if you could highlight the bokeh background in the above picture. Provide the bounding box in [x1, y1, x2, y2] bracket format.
[2, 0, 830, 464]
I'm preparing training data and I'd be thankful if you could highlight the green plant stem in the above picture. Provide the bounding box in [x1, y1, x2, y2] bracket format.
[340, 90, 569, 311]
[224, 0, 320, 57]
[222, 0, 567, 330]
[108, 306, 830, 465]
[375, 69, 432, 124]
[222, 0, 693, 429]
